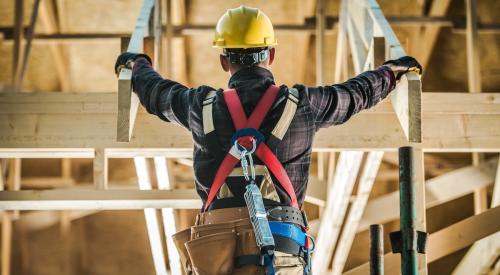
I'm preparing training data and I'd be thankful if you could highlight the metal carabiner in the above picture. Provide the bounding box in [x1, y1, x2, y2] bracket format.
[234, 138, 257, 182]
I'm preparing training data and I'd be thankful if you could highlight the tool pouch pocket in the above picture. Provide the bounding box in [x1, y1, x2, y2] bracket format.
[172, 228, 192, 274]
[185, 231, 237, 275]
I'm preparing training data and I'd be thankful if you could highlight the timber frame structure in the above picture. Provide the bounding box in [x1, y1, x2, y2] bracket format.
[0, 0, 499, 274]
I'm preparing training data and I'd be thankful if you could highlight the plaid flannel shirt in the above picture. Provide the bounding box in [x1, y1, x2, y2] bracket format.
[132, 58, 396, 208]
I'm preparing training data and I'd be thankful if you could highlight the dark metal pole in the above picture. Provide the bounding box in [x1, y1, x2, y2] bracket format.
[370, 224, 384, 275]
[398, 146, 418, 275]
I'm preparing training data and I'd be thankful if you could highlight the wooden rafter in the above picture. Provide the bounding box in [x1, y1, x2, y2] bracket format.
[358, 158, 498, 232]
[346, 205, 500, 275]
[312, 151, 364, 274]
[452, 156, 500, 275]
[330, 151, 383, 274]
[38, 0, 70, 91]
[415, 0, 453, 70]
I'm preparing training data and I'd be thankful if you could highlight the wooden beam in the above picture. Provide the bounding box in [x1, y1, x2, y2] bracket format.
[93, 148, 108, 189]
[17, 210, 97, 231]
[331, 151, 383, 274]
[12, 0, 24, 89]
[38, 0, 70, 91]
[21, 176, 75, 189]
[416, 0, 453, 70]
[312, 151, 364, 274]
[358, 159, 497, 232]
[305, 176, 327, 207]
[465, 0, 482, 93]
[1, 212, 12, 275]
[0, 189, 199, 210]
[345, 205, 500, 275]
[1, 92, 499, 151]
[452, 155, 500, 275]
[413, 148, 428, 274]
[315, 0, 325, 85]
[14, 0, 41, 91]
[134, 157, 168, 275]
[334, 0, 348, 82]
[117, 0, 155, 142]
[346, 0, 422, 142]
[154, 157, 182, 275]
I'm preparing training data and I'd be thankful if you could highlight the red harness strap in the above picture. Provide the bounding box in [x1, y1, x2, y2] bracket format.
[203, 85, 299, 211]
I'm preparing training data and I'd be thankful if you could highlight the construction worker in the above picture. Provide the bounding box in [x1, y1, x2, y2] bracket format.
[115, 6, 422, 275]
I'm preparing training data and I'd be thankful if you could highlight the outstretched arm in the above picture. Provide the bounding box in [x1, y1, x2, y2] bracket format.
[306, 56, 421, 129]
[115, 53, 193, 130]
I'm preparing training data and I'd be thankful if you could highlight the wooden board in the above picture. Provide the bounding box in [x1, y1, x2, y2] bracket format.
[0, 189, 200, 210]
[345, 205, 500, 275]
[0, 92, 499, 151]
[116, 0, 155, 142]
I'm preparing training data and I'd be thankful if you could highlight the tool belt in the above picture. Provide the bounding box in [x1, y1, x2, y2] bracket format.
[173, 207, 312, 275]
[201, 200, 309, 230]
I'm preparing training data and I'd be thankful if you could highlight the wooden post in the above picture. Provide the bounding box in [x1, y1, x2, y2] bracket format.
[93, 148, 108, 189]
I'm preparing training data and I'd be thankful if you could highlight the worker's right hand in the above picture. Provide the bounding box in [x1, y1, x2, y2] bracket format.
[383, 56, 422, 80]
[114, 52, 152, 76]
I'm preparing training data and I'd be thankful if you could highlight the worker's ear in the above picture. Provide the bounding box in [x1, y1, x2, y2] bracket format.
[268, 48, 276, 66]
[220, 55, 230, 72]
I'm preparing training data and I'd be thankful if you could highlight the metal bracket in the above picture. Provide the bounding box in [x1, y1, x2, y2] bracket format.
[389, 229, 428, 254]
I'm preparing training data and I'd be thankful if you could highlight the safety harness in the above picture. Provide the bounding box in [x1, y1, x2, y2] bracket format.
[201, 85, 314, 274]
[203, 85, 299, 211]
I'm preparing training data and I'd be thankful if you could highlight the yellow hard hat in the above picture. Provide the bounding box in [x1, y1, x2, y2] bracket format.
[213, 6, 277, 49]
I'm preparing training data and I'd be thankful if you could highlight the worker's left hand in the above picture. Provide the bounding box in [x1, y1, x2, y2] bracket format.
[383, 56, 422, 80]
[114, 52, 152, 76]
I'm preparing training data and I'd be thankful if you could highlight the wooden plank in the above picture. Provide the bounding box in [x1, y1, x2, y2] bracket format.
[14, 0, 41, 91]
[0, 92, 499, 151]
[416, 0, 453, 70]
[315, 0, 325, 85]
[93, 148, 108, 189]
[331, 151, 383, 274]
[0, 189, 199, 210]
[358, 159, 497, 232]
[365, 0, 422, 142]
[312, 151, 364, 274]
[38, 0, 70, 91]
[18, 210, 97, 231]
[305, 176, 327, 207]
[1, 212, 12, 275]
[134, 157, 168, 275]
[154, 157, 182, 275]
[452, 156, 500, 275]
[117, 0, 155, 142]
[21, 177, 75, 189]
[345, 205, 500, 275]
[465, 0, 482, 93]
[413, 148, 428, 274]
[334, 0, 348, 82]
[12, 0, 24, 89]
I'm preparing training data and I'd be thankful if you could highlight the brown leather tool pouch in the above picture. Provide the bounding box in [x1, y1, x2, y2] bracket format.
[185, 231, 237, 275]
[172, 228, 192, 273]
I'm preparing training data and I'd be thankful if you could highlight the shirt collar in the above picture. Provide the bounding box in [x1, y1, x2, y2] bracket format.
[227, 66, 275, 89]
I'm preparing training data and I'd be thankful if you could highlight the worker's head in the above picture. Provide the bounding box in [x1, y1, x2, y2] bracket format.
[213, 6, 277, 74]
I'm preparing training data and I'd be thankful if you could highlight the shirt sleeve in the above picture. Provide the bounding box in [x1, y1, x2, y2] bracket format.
[131, 57, 194, 130]
[305, 65, 396, 129]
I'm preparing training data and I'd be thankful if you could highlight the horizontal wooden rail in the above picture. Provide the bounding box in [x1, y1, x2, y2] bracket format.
[1, 92, 499, 151]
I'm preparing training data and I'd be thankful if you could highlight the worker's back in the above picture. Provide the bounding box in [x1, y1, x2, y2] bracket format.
[131, 58, 396, 209]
